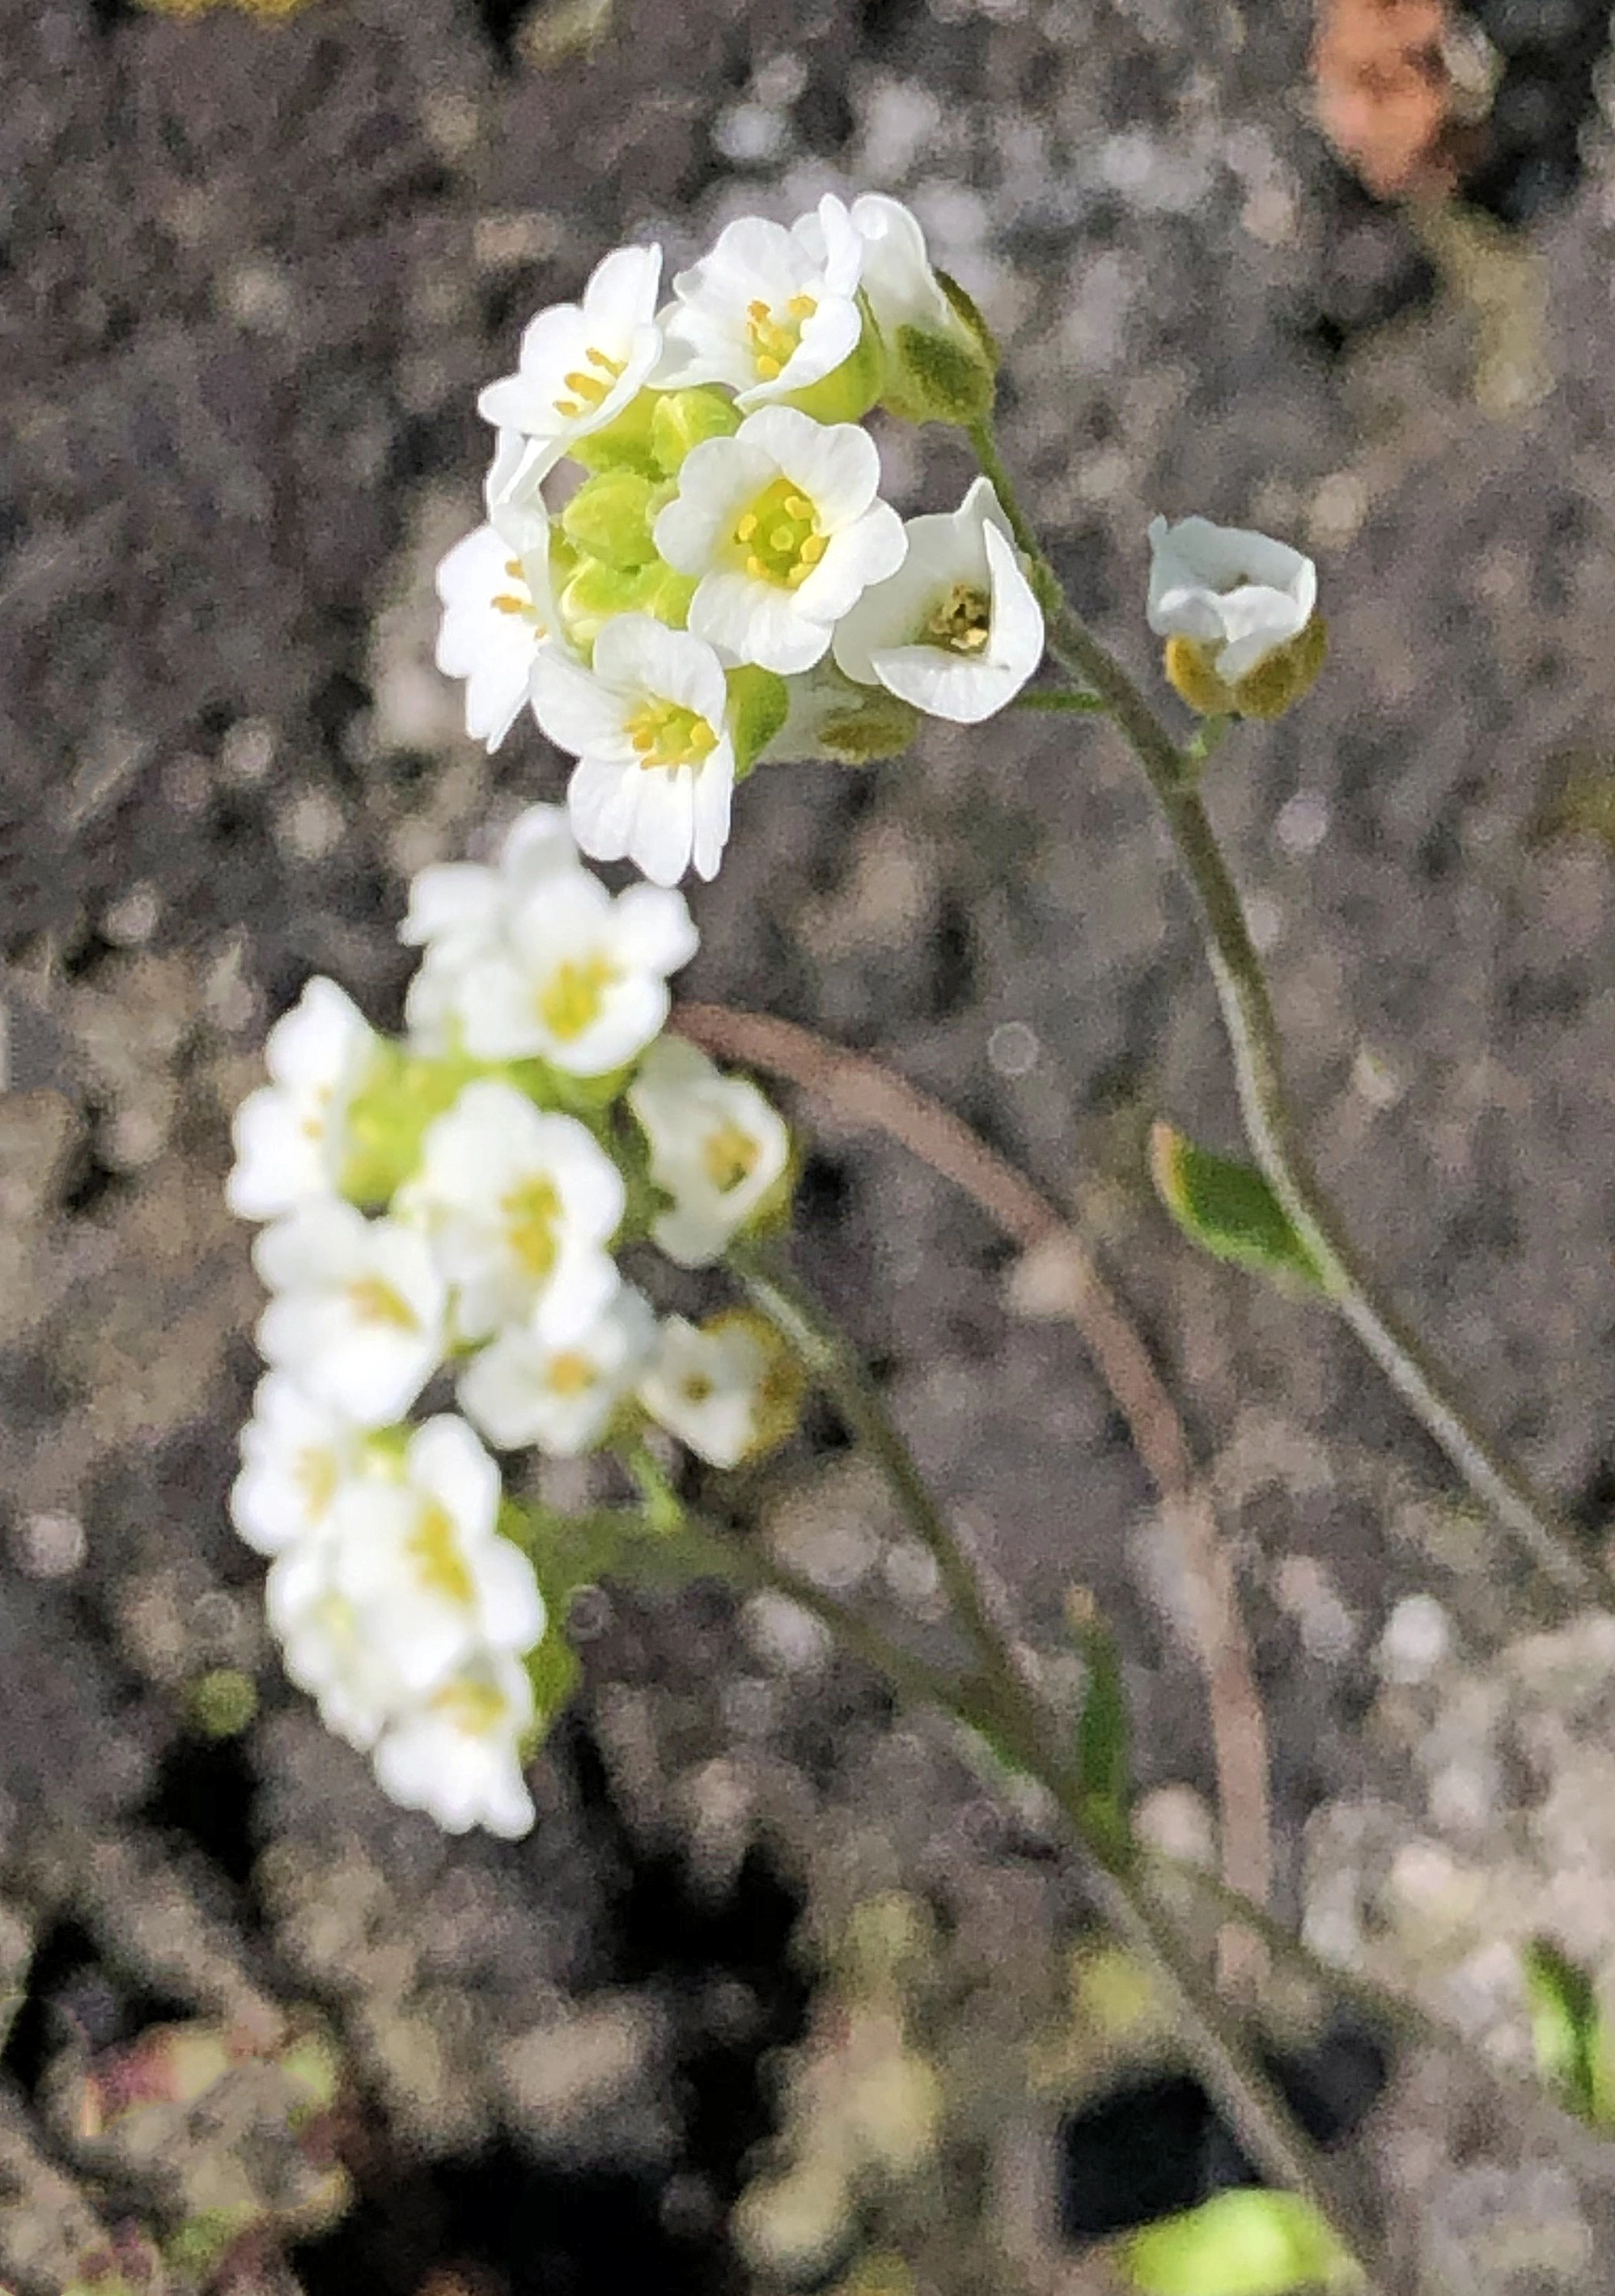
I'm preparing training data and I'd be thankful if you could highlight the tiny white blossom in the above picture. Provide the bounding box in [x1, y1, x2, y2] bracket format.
[627, 1036, 791, 1267]
[434, 495, 560, 752]
[398, 1080, 624, 1344]
[1146, 515, 1317, 685]
[477, 244, 664, 479]
[327, 1415, 545, 1696]
[847, 193, 974, 350]
[639, 1314, 777, 1468]
[267, 1537, 417, 1752]
[372, 1651, 538, 1838]
[530, 614, 737, 887]
[230, 1374, 375, 1557]
[653, 406, 906, 675]
[400, 804, 583, 1056]
[459, 1284, 658, 1455]
[832, 477, 1043, 723]
[654, 196, 864, 410]
[227, 978, 381, 1222]
[254, 1200, 448, 1427]
[453, 868, 697, 1077]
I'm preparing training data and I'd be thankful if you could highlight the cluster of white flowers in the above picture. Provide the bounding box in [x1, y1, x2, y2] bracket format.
[435, 194, 1044, 888]
[227, 807, 798, 1835]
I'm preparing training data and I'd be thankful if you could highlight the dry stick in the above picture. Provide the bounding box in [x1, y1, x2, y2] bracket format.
[672, 1001, 1274, 1935]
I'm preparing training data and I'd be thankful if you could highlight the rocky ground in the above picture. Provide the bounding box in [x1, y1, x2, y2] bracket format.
[9, 0, 1615, 2288]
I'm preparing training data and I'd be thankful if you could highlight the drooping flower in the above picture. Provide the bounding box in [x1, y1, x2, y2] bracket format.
[434, 493, 561, 752]
[227, 978, 384, 1222]
[254, 1200, 448, 1426]
[400, 804, 583, 1056]
[230, 1374, 376, 1557]
[459, 1283, 658, 1454]
[627, 1036, 791, 1267]
[654, 196, 870, 414]
[397, 1081, 624, 1344]
[477, 244, 665, 480]
[325, 1415, 545, 1696]
[372, 1651, 538, 1838]
[831, 477, 1043, 723]
[847, 194, 995, 423]
[1145, 515, 1324, 718]
[639, 1310, 801, 1468]
[653, 406, 906, 675]
[451, 867, 697, 1076]
[530, 613, 739, 886]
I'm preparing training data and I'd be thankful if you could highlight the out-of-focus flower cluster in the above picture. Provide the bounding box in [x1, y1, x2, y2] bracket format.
[435, 196, 1045, 886]
[226, 807, 798, 1836]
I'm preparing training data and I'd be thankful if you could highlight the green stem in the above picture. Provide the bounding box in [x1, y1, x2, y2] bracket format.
[1012, 687, 1106, 713]
[725, 1248, 1391, 2285]
[969, 419, 1601, 1606]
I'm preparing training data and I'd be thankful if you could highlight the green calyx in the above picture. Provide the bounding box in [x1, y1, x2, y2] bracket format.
[1164, 614, 1328, 723]
[338, 1046, 484, 1206]
[558, 554, 697, 650]
[776, 308, 886, 425]
[561, 467, 669, 571]
[817, 685, 922, 764]
[726, 664, 790, 779]
[650, 384, 742, 474]
[878, 274, 997, 425]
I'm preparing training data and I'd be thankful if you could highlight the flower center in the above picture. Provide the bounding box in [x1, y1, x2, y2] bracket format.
[407, 1499, 474, 1605]
[553, 344, 626, 420]
[500, 1176, 562, 1281]
[701, 1119, 761, 1194]
[346, 1275, 420, 1332]
[680, 1372, 716, 1405]
[745, 293, 817, 383]
[537, 953, 620, 1040]
[626, 697, 720, 770]
[490, 556, 546, 627]
[733, 477, 828, 589]
[922, 582, 992, 655]
[545, 1350, 598, 1398]
[295, 1444, 341, 1522]
[431, 1675, 508, 1736]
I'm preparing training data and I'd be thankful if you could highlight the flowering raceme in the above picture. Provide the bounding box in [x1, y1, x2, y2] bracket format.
[226, 807, 801, 1835]
[434, 195, 1034, 884]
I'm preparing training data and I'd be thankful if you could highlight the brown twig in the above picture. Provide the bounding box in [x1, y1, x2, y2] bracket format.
[672, 1001, 1273, 1935]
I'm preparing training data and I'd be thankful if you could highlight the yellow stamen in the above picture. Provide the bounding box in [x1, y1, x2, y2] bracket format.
[500, 1177, 561, 1281]
[537, 954, 620, 1042]
[702, 1119, 760, 1194]
[921, 581, 993, 655]
[431, 1676, 507, 1735]
[347, 1276, 419, 1331]
[295, 1445, 340, 1522]
[545, 1350, 597, 1398]
[408, 1499, 474, 1605]
[623, 696, 721, 771]
[732, 477, 822, 587]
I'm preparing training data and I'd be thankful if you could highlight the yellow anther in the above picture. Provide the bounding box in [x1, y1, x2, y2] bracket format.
[798, 534, 827, 564]
[545, 1351, 597, 1398]
[407, 1499, 474, 1605]
[755, 355, 782, 380]
[747, 299, 771, 322]
[537, 953, 620, 1041]
[431, 1676, 507, 1735]
[347, 1276, 419, 1331]
[491, 592, 529, 616]
[624, 697, 720, 771]
[554, 397, 582, 418]
[786, 293, 817, 320]
[585, 346, 625, 375]
[784, 494, 812, 519]
[504, 558, 523, 578]
[746, 554, 766, 578]
[702, 1119, 760, 1194]
[736, 513, 759, 542]
[500, 1177, 561, 1281]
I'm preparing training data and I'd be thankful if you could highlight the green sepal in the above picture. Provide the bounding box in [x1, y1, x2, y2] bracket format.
[561, 467, 666, 572]
[339, 1046, 485, 1206]
[1149, 1122, 1325, 1292]
[1066, 1589, 1133, 1868]
[505, 1054, 635, 1124]
[878, 274, 996, 425]
[779, 311, 885, 425]
[937, 267, 999, 368]
[1117, 2190, 1361, 2296]
[727, 665, 791, 778]
[652, 385, 741, 474]
[1523, 1938, 1615, 2126]
[567, 386, 661, 476]
[558, 555, 696, 650]
[817, 686, 922, 765]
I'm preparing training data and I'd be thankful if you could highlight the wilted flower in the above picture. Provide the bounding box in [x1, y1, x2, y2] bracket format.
[1146, 515, 1324, 719]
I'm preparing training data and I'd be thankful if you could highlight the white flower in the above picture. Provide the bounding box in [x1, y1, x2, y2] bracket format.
[847, 193, 971, 348]
[477, 244, 664, 479]
[399, 804, 584, 1054]
[326, 1415, 545, 1696]
[654, 196, 864, 410]
[1145, 516, 1317, 685]
[639, 1313, 779, 1468]
[434, 495, 560, 752]
[372, 1651, 537, 1838]
[530, 615, 737, 886]
[459, 1284, 657, 1454]
[267, 1538, 416, 1751]
[653, 406, 906, 675]
[227, 978, 381, 1221]
[254, 1200, 448, 1426]
[230, 1374, 376, 1557]
[627, 1036, 790, 1267]
[452, 862, 698, 1072]
[398, 1080, 624, 1344]
[831, 477, 1042, 723]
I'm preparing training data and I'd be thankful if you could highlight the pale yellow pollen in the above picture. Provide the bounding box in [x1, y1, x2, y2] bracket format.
[551, 343, 626, 420]
[733, 477, 822, 589]
[743, 292, 820, 381]
[500, 1176, 562, 1281]
[347, 1275, 420, 1331]
[295, 1444, 340, 1522]
[701, 1119, 761, 1194]
[624, 696, 720, 772]
[735, 513, 759, 542]
[545, 1350, 598, 1399]
[681, 1373, 716, 1405]
[407, 1499, 474, 1605]
[536, 953, 620, 1042]
[922, 580, 992, 655]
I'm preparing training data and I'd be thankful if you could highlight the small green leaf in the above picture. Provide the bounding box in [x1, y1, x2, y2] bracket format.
[1118, 2190, 1362, 2296]
[1066, 1589, 1132, 1866]
[1149, 1123, 1325, 1291]
[1523, 1937, 1615, 2125]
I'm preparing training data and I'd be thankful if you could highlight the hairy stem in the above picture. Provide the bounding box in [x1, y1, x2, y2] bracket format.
[969, 419, 1601, 1605]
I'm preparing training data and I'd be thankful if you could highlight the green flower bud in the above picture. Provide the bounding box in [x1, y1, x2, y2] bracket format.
[561, 467, 665, 571]
[651, 384, 742, 474]
[339, 1047, 484, 1205]
[568, 384, 661, 476]
[779, 309, 886, 425]
[559, 554, 696, 650]
[1164, 613, 1327, 722]
[726, 664, 790, 778]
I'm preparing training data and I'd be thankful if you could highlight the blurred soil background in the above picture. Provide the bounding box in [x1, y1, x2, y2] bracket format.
[11, 0, 1615, 2288]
